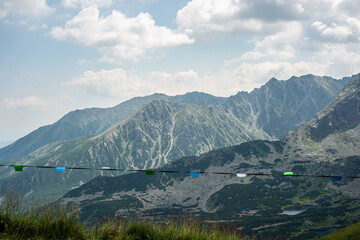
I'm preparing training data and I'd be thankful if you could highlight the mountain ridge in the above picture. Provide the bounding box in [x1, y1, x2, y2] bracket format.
[0, 74, 355, 205]
[59, 74, 360, 239]
[0, 92, 226, 163]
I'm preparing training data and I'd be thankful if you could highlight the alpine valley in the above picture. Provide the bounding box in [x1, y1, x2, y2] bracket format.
[59, 74, 360, 239]
[1, 74, 359, 239]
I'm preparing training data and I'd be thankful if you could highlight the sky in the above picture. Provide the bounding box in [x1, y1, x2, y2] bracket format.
[1, 0, 360, 144]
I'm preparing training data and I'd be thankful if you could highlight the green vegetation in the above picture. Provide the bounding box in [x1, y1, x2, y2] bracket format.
[0, 190, 242, 240]
[320, 221, 360, 240]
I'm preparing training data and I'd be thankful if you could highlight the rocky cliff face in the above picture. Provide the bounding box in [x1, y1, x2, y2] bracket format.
[284, 73, 360, 161]
[226, 74, 350, 138]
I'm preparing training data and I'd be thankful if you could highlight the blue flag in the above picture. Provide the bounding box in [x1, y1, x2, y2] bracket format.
[190, 172, 200, 178]
[332, 176, 342, 182]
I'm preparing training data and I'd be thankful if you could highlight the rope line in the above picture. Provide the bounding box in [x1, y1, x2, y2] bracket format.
[0, 164, 358, 179]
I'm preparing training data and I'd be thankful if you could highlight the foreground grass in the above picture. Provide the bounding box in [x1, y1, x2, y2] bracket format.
[0, 212, 242, 240]
[0, 190, 242, 240]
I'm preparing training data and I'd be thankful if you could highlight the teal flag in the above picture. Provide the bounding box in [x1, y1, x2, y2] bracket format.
[190, 172, 200, 178]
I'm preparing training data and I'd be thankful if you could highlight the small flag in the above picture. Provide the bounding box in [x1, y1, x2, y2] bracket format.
[332, 177, 342, 182]
[101, 167, 110, 170]
[145, 170, 155, 175]
[190, 172, 200, 179]
[14, 165, 23, 172]
[283, 172, 294, 176]
[56, 167, 66, 172]
[236, 173, 247, 178]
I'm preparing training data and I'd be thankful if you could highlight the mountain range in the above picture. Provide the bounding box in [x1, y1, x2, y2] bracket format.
[60, 74, 360, 239]
[0, 74, 354, 207]
[0, 92, 227, 163]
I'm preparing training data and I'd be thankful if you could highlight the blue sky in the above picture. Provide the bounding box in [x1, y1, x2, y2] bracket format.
[1, 0, 360, 144]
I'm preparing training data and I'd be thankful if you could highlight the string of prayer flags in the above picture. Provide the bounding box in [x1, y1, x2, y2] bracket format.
[1, 163, 360, 180]
[236, 173, 247, 178]
[145, 170, 155, 175]
[14, 165, 23, 172]
[283, 172, 294, 176]
[190, 172, 200, 179]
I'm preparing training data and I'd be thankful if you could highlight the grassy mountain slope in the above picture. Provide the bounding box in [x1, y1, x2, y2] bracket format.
[320, 221, 360, 240]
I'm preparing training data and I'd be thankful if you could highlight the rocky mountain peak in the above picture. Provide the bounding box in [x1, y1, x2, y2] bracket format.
[307, 73, 360, 141]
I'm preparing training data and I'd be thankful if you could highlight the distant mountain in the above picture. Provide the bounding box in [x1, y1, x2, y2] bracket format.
[226, 74, 350, 138]
[284, 73, 360, 160]
[0, 74, 353, 205]
[170, 91, 228, 105]
[0, 99, 269, 202]
[0, 92, 226, 163]
[60, 74, 360, 239]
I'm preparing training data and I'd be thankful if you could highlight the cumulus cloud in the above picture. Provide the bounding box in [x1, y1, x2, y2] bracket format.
[62, 0, 112, 8]
[0, 0, 53, 19]
[311, 21, 354, 41]
[57, 0, 360, 97]
[50, 6, 194, 63]
[2, 96, 48, 110]
[65, 60, 332, 99]
[242, 22, 303, 62]
[64, 68, 147, 98]
[176, 0, 307, 39]
[176, 0, 360, 43]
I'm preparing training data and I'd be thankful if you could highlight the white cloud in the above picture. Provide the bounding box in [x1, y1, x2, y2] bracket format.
[54, 0, 360, 98]
[64, 61, 329, 99]
[311, 21, 353, 41]
[0, 0, 53, 19]
[2, 96, 48, 110]
[64, 68, 147, 98]
[50, 6, 194, 63]
[62, 0, 112, 8]
[313, 43, 360, 77]
[337, 0, 360, 15]
[176, 0, 307, 40]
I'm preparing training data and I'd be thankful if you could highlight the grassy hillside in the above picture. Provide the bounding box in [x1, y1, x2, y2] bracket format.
[0, 190, 242, 240]
[320, 221, 360, 240]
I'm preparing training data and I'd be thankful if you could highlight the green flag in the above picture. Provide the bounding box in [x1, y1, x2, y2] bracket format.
[145, 170, 155, 175]
[14, 165, 23, 172]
